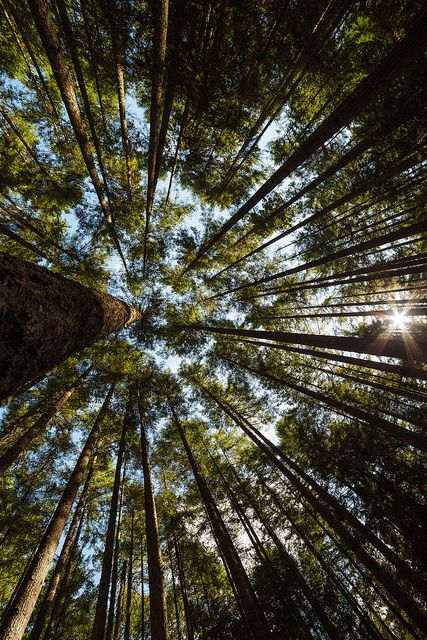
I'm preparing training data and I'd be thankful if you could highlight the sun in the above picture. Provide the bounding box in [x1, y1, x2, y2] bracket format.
[390, 309, 408, 331]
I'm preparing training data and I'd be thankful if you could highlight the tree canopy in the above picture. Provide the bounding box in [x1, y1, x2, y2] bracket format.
[0, 1, 426, 639]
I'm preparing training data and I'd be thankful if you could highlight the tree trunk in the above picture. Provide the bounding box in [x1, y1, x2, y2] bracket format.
[27, 0, 127, 271]
[169, 401, 271, 640]
[191, 323, 427, 364]
[183, 8, 427, 270]
[124, 508, 134, 640]
[199, 384, 427, 637]
[141, 539, 145, 640]
[144, 0, 169, 270]
[0, 382, 114, 640]
[137, 389, 169, 640]
[91, 409, 128, 640]
[222, 355, 427, 450]
[106, 461, 127, 640]
[107, 0, 132, 199]
[171, 522, 193, 640]
[0, 366, 92, 473]
[113, 562, 127, 640]
[0, 253, 140, 400]
[28, 455, 95, 640]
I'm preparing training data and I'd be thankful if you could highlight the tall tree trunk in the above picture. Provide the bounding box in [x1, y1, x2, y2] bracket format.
[91, 409, 128, 640]
[28, 455, 95, 640]
[169, 400, 271, 640]
[106, 461, 127, 640]
[113, 562, 127, 640]
[140, 539, 145, 640]
[171, 523, 193, 640]
[199, 384, 427, 637]
[27, 0, 128, 271]
[124, 508, 134, 640]
[144, 0, 169, 271]
[0, 366, 92, 473]
[166, 534, 182, 640]
[0, 382, 114, 640]
[55, 0, 111, 200]
[0, 253, 140, 400]
[222, 355, 427, 450]
[137, 388, 169, 640]
[183, 9, 427, 271]
[190, 323, 427, 364]
[107, 0, 132, 199]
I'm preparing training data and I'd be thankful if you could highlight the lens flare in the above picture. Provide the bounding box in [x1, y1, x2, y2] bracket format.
[390, 309, 408, 331]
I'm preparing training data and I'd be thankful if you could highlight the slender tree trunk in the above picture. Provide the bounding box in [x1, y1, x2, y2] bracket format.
[113, 562, 127, 640]
[169, 401, 271, 640]
[55, 0, 111, 200]
[106, 462, 127, 640]
[237, 338, 427, 381]
[124, 508, 134, 640]
[27, 0, 128, 271]
[0, 253, 140, 400]
[144, 0, 169, 271]
[137, 389, 169, 640]
[166, 535, 182, 640]
[190, 323, 427, 364]
[183, 8, 427, 270]
[199, 384, 427, 637]
[0, 367, 92, 473]
[141, 539, 145, 640]
[223, 355, 427, 450]
[91, 411, 128, 640]
[28, 454, 96, 640]
[171, 523, 193, 640]
[107, 0, 132, 199]
[0, 382, 114, 640]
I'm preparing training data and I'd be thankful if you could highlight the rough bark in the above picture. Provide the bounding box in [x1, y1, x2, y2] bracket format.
[0, 253, 140, 400]
[0, 382, 112, 640]
[137, 389, 169, 640]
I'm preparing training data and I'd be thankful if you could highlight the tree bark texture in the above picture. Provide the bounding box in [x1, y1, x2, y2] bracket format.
[0, 253, 140, 400]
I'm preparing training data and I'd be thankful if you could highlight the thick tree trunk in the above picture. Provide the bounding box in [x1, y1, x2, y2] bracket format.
[0, 382, 113, 640]
[0, 366, 92, 473]
[169, 401, 271, 640]
[92, 411, 128, 640]
[0, 253, 140, 400]
[137, 390, 169, 640]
